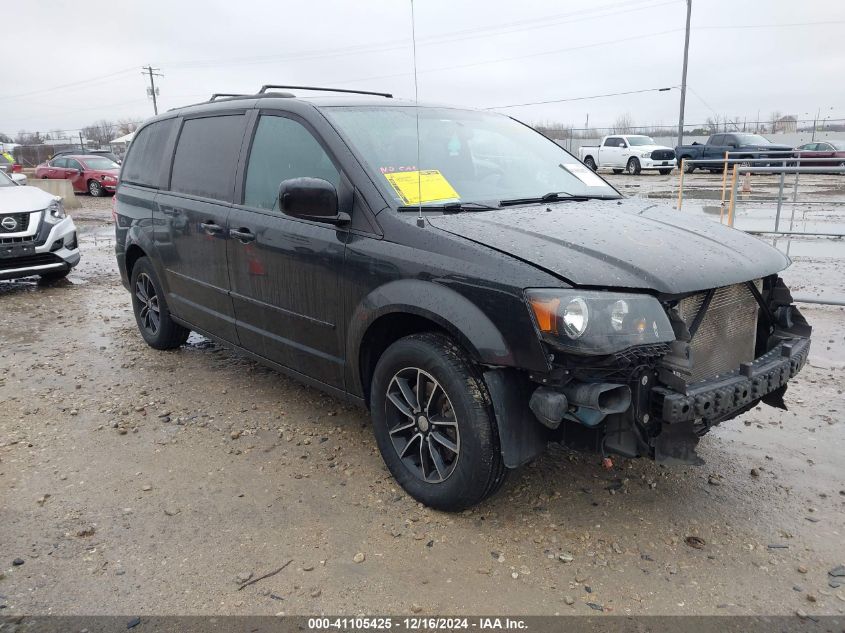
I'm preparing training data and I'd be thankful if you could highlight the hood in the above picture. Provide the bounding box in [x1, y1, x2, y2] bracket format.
[0, 184, 57, 213]
[633, 144, 672, 152]
[427, 198, 790, 295]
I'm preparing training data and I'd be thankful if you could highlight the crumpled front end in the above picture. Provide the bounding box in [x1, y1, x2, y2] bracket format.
[523, 275, 811, 465]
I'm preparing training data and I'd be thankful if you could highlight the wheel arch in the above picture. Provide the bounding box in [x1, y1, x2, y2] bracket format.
[347, 279, 515, 406]
[124, 243, 147, 282]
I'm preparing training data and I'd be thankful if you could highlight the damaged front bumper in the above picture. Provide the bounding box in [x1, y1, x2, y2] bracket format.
[652, 337, 810, 424]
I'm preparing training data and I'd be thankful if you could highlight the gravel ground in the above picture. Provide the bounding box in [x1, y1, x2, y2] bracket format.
[1, 178, 843, 617]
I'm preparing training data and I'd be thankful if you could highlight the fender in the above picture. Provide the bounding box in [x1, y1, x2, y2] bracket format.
[347, 278, 537, 398]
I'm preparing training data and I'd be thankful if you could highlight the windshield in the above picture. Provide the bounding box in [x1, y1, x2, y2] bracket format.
[734, 134, 771, 145]
[626, 136, 656, 146]
[324, 106, 618, 207]
[0, 171, 15, 187]
[82, 157, 119, 170]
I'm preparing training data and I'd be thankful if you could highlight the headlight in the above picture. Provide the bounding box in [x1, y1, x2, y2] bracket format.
[641, 151, 653, 158]
[103, 175, 117, 182]
[45, 199, 66, 224]
[526, 289, 675, 355]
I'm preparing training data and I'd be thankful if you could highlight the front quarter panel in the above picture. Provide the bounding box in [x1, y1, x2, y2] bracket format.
[343, 216, 558, 399]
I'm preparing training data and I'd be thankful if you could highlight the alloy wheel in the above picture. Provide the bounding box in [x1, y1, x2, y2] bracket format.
[384, 367, 460, 483]
[135, 272, 161, 334]
[89, 180, 102, 196]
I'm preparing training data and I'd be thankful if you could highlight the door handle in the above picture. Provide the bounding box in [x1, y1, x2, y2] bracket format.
[200, 221, 223, 235]
[229, 228, 255, 243]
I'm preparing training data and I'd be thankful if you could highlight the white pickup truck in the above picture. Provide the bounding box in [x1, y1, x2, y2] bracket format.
[578, 135, 676, 175]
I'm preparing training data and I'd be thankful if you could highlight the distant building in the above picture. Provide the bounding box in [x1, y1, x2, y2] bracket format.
[773, 115, 798, 133]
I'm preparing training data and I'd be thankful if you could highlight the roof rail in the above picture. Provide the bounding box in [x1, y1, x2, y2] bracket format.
[209, 93, 246, 101]
[258, 84, 393, 99]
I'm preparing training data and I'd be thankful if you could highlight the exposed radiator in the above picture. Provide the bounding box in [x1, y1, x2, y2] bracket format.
[677, 281, 761, 383]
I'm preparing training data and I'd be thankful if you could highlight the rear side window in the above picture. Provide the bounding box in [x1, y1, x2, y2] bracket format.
[244, 115, 340, 211]
[604, 137, 619, 147]
[52, 158, 68, 168]
[121, 119, 174, 187]
[710, 134, 723, 145]
[170, 115, 247, 202]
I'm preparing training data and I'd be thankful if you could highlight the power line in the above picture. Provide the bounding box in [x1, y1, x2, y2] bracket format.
[486, 87, 675, 109]
[0, 67, 138, 103]
[162, 0, 675, 70]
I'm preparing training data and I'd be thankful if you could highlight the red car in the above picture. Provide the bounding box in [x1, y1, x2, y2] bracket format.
[794, 140, 845, 167]
[36, 154, 120, 196]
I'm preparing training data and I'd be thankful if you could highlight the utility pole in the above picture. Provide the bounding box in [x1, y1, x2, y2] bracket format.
[142, 65, 163, 115]
[78, 131, 84, 152]
[677, 0, 692, 148]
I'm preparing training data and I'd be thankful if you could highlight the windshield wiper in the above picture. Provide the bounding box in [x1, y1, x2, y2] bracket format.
[499, 191, 578, 207]
[397, 201, 499, 213]
[499, 191, 621, 207]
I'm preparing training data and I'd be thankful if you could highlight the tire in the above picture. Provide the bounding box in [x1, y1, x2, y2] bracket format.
[708, 169, 722, 174]
[612, 169, 623, 174]
[583, 156, 597, 171]
[658, 168, 673, 175]
[39, 268, 70, 282]
[626, 157, 641, 175]
[370, 333, 507, 511]
[88, 179, 104, 197]
[130, 257, 190, 350]
[683, 159, 696, 174]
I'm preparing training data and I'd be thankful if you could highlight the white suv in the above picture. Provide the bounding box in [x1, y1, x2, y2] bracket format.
[0, 170, 80, 281]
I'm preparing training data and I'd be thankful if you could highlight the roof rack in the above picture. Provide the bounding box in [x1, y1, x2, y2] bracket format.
[258, 84, 393, 99]
[209, 93, 246, 101]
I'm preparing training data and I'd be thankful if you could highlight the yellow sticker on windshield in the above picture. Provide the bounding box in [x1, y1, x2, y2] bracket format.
[384, 170, 459, 205]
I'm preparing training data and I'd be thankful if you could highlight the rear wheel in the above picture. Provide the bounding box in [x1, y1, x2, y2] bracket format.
[683, 159, 696, 173]
[130, 257, 190, 350]
[626, 157, 641, 175]
[88, 179, 104, 197]
[370, 333, 507, 511]
[583, 156, 597, 171]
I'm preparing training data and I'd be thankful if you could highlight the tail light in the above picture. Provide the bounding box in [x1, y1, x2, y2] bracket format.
[12, 164, 22, 173]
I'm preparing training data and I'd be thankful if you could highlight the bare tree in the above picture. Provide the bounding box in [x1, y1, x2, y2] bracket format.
[768, 111, 783, 134]
[15, 130, 43, 144]
[0, 132, 11, 143]
[116, 119, 139, 136]
[82, 120, 116, 147]
[611, 113, 635, 134]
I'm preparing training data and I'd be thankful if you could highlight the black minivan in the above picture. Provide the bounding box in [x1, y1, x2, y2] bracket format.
[115, 86, 811, 510]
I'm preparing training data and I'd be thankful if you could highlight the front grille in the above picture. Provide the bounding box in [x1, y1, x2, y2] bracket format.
[651, 149, 676, 161]
[0, 212, 30, 234]
[0, 235, 36, 245]
[677, 281, 761, 383]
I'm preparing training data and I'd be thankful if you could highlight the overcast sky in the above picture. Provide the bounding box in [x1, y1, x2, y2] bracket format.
[3, 0, 844, 137]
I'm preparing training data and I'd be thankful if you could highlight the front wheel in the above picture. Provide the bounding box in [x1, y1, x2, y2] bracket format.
[370, 333, 507, 511]
[626, 157, 641, 175]
[130, 257, 190, 350]
[88, 179, 104, 197]
[583, 156, 597, 171]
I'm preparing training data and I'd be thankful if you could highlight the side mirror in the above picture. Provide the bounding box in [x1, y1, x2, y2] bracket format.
[278, 177, 350, 225]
